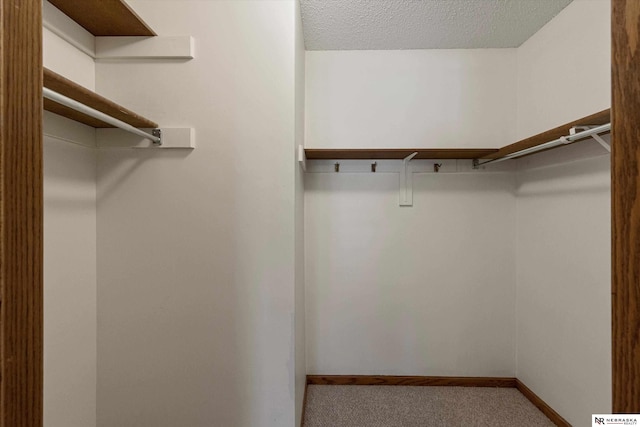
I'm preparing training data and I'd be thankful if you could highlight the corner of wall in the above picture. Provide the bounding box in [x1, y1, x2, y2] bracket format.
[515, 0, 611, 139]
[513, 1, 612, 423]
[294, 2, 307, 425]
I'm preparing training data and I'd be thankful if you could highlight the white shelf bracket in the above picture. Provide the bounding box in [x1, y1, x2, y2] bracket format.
[298, 145, 307, 171]
[96, 127, 194, 149]
[570, 125, 611, 152]
[399, 152, 418, 206]
[591, 133, 611, 152]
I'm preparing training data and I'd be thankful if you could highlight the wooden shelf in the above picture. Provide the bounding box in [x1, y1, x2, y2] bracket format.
[305, 109, 610, 162]
[48, 0, 156, 36]
[304, 148, 498, 160]
[43, 68, 158, 129]
[484, 109, 611, 160]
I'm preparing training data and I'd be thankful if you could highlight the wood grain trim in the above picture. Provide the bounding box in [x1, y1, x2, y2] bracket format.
[306, 375, 517, 387]
[483, 109, 610, 160]
[43, 68, 158, 129]
[304, 148, 498, 160]
[0, 0, 44, 425]
[612, 0, 640, 414]
[516, 380, 570, 427]
[47, 0, 156, 36]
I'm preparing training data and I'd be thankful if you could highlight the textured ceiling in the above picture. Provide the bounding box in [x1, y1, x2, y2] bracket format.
[300, 0, 573, 50]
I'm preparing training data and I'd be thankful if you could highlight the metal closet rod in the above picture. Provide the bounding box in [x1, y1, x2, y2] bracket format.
[42, 87, 161, 145]
[477, 122, 611, 166]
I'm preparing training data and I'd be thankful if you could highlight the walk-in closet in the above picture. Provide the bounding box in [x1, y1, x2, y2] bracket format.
[1, 0, 638, 426]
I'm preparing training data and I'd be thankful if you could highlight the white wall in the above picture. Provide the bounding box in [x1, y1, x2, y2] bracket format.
[514, 0, 612, 424]
[305, 171, 517, 376]
[43, 125, 97, 427]
[305, 49, 517, 149]
[294, 0, 306, 425]
[304, 49, 518, 376]
[43, 27, 95, 89]
[43, 3, 97, 426]
[43, 0, 95, 89]
[516, 0, 610, 140]
[95, 1, 302, 426]
[515, 148, 611, 426]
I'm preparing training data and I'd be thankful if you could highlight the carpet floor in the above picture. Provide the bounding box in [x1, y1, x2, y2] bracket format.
[303, 385, 556, 427]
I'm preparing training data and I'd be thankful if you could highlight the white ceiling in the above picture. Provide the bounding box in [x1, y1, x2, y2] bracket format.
[300, 0, 573, 50]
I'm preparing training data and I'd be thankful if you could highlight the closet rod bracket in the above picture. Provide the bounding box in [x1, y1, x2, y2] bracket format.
[152, 128, 163, 146]
[570, 125, 610, 152]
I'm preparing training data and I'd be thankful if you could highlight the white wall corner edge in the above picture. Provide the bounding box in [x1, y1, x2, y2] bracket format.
[95, 36, 195, 60]
[43, 0, 96, 58]
[96, 128, 195, 149]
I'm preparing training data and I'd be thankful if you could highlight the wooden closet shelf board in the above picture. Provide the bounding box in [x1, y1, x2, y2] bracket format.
[304, 148, 499, 160]
[48, 0, 156, 36]
[484, 109, 611, 159]
[43, 68, 158, 129]
[305, 110, 609, 161]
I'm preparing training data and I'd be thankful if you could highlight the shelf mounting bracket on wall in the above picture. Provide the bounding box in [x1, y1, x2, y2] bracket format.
[590, 133, 611, 152]
[570, 125, 610, 152]
[298, 145, 307, 171]
[399, 152, 418, 206]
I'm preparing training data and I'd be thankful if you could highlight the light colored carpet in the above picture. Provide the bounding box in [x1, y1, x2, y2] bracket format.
[303, 385, 556, 427]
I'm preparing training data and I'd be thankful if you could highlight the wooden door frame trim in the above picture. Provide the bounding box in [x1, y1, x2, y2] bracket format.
[611, 0, 640, 414]
[0, 0, 44, 425]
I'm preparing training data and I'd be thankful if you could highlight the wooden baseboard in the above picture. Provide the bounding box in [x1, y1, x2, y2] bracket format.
[515, 380, 571, 427]
[306, 375, 517, 388]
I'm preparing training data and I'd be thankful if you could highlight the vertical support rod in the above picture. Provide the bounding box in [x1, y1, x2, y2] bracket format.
[612, 0, 640, 413]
